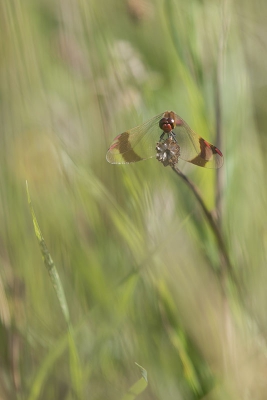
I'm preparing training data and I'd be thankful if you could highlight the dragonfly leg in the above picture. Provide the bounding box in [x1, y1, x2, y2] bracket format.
[169, 131, 177, 142]
[159, 132, 166, 141]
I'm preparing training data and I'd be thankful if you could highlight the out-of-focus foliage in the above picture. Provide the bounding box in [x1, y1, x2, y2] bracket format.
[1, 0, 267, 399]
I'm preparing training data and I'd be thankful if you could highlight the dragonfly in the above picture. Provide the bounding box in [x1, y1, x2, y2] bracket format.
[106, 111, 223, 168]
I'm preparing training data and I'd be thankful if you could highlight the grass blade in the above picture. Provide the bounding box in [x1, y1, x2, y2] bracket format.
[26, 181, 83, 399]
[121, 363, 148, 400]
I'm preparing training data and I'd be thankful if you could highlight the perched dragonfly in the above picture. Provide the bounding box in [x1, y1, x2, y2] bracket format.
[106, 111, 223, 168]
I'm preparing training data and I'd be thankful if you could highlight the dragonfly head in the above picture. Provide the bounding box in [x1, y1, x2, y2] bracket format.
[159, 117, 175, 133]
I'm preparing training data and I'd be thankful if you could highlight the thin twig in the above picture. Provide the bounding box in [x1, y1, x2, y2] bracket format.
[171, 166, 236, 286]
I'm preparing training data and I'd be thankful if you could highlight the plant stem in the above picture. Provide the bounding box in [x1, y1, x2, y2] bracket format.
[171, 166, 235, 285]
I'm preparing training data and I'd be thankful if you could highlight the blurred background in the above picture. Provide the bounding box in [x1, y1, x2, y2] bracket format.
[1, 0, 267, 399]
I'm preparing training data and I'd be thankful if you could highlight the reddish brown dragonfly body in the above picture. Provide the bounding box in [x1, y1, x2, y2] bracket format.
[106, 111, 223, 168]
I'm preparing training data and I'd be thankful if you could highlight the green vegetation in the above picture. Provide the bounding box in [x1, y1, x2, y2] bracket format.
[1, 0, 267, 399]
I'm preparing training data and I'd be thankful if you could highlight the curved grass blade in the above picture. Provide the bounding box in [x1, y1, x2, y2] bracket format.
[121, 363, 148, 400]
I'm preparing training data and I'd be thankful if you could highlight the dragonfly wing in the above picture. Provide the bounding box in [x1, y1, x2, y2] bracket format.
[107, 111, 224, 168]
[173, 114, 224, 169]
[106, 113, 164, 164]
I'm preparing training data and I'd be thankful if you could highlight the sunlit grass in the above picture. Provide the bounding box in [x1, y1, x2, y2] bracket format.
[1, 0, 267, 399]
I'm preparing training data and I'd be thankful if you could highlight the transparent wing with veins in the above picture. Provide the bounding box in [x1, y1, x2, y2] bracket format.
[106, 111, 223, 168]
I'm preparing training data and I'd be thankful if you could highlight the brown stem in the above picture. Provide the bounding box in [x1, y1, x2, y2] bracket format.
[171, 165, 236, 285]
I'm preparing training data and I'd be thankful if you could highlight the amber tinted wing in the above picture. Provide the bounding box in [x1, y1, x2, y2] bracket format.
[106, 113, 165, 164]
[172, 113, 224, 168]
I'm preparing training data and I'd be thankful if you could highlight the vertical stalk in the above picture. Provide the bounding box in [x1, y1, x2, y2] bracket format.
[171, 166, 235, 285]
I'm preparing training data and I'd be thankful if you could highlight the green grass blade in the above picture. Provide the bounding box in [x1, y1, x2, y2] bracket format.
[68, 327, 84, 400]
[27, 332, 70, 400]
[121, 363, 148, 400]
[26, 181, 83, 399]
[26, 181, 70, 325]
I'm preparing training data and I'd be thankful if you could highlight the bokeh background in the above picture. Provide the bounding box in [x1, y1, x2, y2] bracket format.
[1, 0, 267, 399]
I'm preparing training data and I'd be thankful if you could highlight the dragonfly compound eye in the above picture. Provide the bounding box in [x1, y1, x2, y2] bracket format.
[159, 117, 175, 133]
[167, 118, 175, 128]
